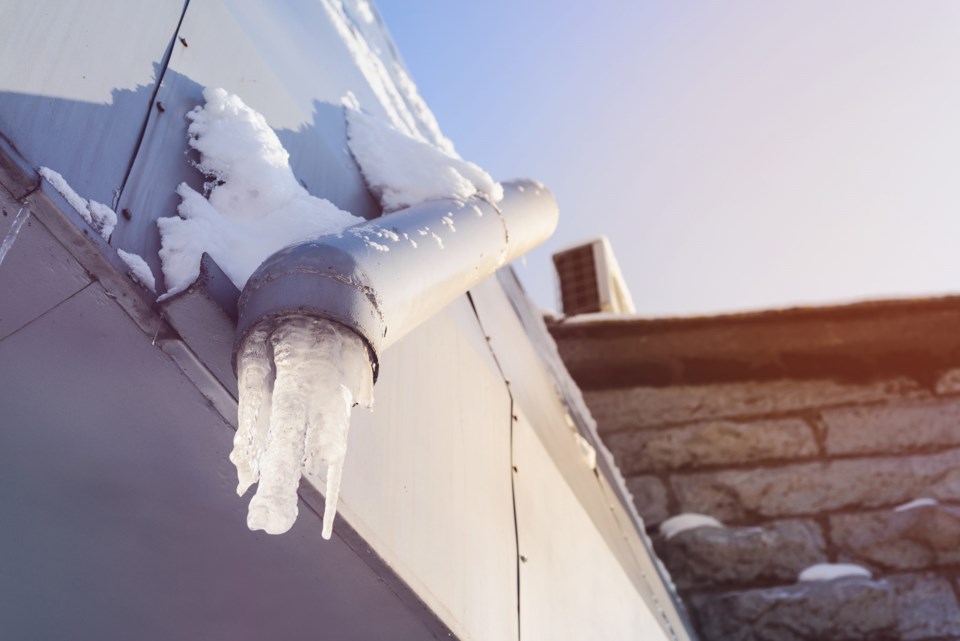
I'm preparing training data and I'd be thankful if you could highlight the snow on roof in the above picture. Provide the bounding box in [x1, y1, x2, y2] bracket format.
[117, 249, 157, 293]
[345, 107, 502, 212]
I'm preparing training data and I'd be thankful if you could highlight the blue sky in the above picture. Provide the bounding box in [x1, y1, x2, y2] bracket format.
[376, 2, 960, 317]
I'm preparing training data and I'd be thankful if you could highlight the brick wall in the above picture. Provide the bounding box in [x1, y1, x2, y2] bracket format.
[550, 298, 960, 641]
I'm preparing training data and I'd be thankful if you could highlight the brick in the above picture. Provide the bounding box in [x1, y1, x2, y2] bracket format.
[691, 578, 897, 641]
[625, 475, 669, 525]
[585, 377, 926, 432]
[832, 506, 960, 571]
[823, 399, 960, 455]
[671, 449, 960, 521]
[607, 418, 817, 474]
[890, 573, 960, 640]
[656, 519, 826, 590]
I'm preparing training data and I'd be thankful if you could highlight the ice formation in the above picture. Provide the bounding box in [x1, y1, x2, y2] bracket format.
[894, 497, 940, 512]
[38, 167, 117, 240]
[659, 513, 724, 540]
[157, 88, 361, 299]
[345, 108, 503, 212]
[233, 315, 373, 538]
[798, 563, 872, 582]
[117, 249, 157, 293]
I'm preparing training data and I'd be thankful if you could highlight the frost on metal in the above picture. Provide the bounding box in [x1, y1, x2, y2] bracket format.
[232, 315, 374, 538]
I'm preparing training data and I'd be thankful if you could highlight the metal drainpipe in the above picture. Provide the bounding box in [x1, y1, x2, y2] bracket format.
[234, 179, 559, 379]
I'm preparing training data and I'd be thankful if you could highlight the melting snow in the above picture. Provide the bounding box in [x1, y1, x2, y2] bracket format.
[157, 88, 361, 299]
[798, 563, 872, 582]
[345, 108, 502, 212]
[117, 249, 157, 293]
[659, 513, 724, 540]
[894, 497, 940, 512]
[39, 167, 117, 240]
[233, 315, 374, 538]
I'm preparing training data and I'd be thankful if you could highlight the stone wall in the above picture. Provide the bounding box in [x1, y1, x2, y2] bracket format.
[549, 299, 960, 641]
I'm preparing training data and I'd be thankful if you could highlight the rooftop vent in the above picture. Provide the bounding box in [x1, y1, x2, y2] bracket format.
[553, 237, 635, 316]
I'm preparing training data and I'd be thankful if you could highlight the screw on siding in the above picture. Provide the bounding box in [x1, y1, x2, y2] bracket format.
[179, 36, 189, 47]
[519, 555, 528, 563]
[156, 102, 166, 113]
[121, 208, 132, 221]
[512, 465, 518, 473]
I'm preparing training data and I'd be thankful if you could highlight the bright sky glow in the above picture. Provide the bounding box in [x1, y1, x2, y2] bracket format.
[376, 1, 960, 317]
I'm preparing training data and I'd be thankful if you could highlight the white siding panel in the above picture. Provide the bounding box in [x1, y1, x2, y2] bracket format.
[514, 414, 671, 641]
[329, 298, 519, 641]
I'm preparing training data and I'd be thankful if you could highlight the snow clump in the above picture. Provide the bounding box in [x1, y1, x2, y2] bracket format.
[39, 167, 117, 240]
[157, 88, 361, 298]
[894, 497, 940, 512]
[117, 249, 157, 293]
[798, 563, 872, 582]
[346, 107, 503, 212]
[659, 513, 725, 540]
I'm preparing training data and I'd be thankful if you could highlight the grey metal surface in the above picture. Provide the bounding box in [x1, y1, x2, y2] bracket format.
[0, 190, 90, 341]
[234, 180, 558, 376]
[0, 0, 187, 208]
[162, 254, 241, 398]
[0, 145, 459, 639]
[0, 245, 453, 641]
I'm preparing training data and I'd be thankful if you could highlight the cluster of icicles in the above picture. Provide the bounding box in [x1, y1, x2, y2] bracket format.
[231, 315, 374, 538]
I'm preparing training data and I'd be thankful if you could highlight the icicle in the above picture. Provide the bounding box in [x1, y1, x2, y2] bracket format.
[232, 315, 374, 538]
[230, 327, 273, 495]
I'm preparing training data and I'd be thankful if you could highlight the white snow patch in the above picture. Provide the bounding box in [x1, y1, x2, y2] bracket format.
[320, 0, 430, 145]
[233, 316, 374, 538]
[798, 563, 872, 582]
[352, 0, 376, 24]
[341, 91, 361, 111]
[659, 513, 725, 540]
[346, 108, 502, 212]
[895, 497, 940, 512]
[39, 167, 117, 240]
[117, 249, 157, 293]
[157, 88, 361, 299]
